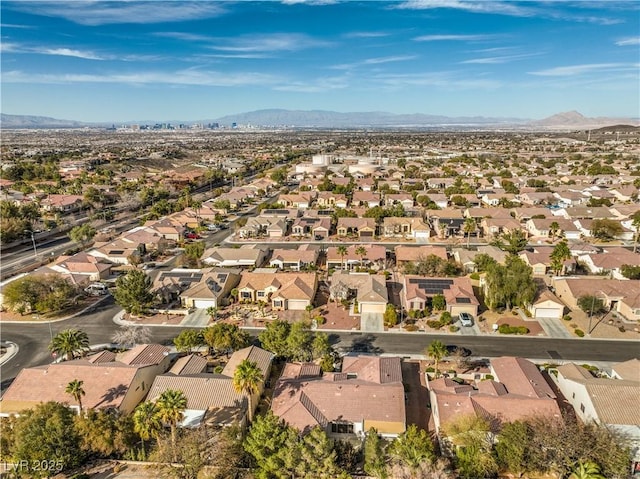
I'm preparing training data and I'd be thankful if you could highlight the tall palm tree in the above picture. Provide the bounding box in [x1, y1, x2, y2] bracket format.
[49, 328, 90, 361]
[568, 461, 606, 479]
[426, 340, 448, 379]
[336, 245, 348, 271]
[550, 221, 560, 241]
[632, 212, 640, 254]
[463, 217, 476, 249]
[65, 379, 85, 412]
[155, 389, 187, 454]
[233, 359, 263, 423]
[133, 401, 162, 457]
[355, 245, 367, 268]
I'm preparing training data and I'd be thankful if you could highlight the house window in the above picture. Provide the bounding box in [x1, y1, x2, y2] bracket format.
[273, 300, 283, 308]
[257, 291, 265, 298]
[330, 422, 354, 434]
[241, 291, 252, 299]
[572, 392, 575, 399]
[580, 403, 585, 413]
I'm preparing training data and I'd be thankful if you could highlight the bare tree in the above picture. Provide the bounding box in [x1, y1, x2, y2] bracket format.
[111, 325, 152, 348]
[329, 281, 348, 303]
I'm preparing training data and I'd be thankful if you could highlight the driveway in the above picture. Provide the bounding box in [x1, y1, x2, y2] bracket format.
[401, 360, 430, 431]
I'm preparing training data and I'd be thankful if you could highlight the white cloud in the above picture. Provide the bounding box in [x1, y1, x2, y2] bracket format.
[1, 42, 104, 60]
[273, 75, 349, 92]
[372, 71, 502, 89]
[414, 34, 498, 42]
[281, 0, 338, 4]
[331, 55, 416, 71]
[210, 33, 332, 53]
[344, 31, 391, 39]
[530, 63, 640, 77]
[8, 1, 226, 26]
[461, 52, 543, 64]
[616, 37, 640, 46]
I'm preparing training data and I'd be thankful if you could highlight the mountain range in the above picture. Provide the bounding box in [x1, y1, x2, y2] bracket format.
[1, 110, 638, 130]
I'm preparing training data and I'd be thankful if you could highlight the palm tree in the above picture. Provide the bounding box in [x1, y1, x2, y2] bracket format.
[426, 340, 447, 379]
[155, 389, 187, 455]
[463, 217, 476, 249]
[568, 461, 606, 479]
[355, 245, 367, 268]
[65, 379, 85, 412]
[206, 306, 218, 321]
[133, 401, 162, 457]
[49, 328, 90, 361]
[337, 245, 348, 270]
[233, 359, 263, 423]
[632, 212, 640, 254]
[550, 221, 560, 241]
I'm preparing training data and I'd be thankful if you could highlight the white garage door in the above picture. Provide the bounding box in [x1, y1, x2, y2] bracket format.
[535, 308, 561, 320]
[287, 299, 308, 311]
[361, 303, 385, 314]
[193, 299, 216, 309]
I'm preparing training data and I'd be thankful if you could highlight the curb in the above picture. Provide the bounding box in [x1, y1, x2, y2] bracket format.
[0, 341, 19, 367]
[0, 295, 112, 325]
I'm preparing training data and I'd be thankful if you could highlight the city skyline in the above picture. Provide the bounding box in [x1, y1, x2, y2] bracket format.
[1, 0, 639, 123]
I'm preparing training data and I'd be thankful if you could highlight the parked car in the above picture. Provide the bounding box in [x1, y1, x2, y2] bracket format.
[185, 232, 200, 239]
[206, 224, 219, 232]
[459, 312, 474, 327]
[84, 283, 108, 296]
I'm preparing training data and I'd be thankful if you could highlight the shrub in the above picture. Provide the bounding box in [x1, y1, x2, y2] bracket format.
[314, 315, 326, 325]
[449, 325, 459, 332]
[404, 324, 418, 332]
[498, 324, 529, 335]
[440, 311, 452, 325]
[469, 272, 480, 280]
[619, 326, 626, 333]
[427, 319, 444, 329]
[483, 374, 494, 380]
[563, 314, 572, 321]
[574, 329, 585, 337]
[425, 366, 435, 373]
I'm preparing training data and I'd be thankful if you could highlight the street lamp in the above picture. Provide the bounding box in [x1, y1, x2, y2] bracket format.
[24, 230, 37, 259]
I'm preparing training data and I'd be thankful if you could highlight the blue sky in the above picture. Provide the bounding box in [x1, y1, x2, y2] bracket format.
[1, 1, 639, 122]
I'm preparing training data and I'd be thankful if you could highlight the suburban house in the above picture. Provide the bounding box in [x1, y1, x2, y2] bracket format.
[336, 217, 377, 239]
[395, 245, 448, 268]
[316, 192, 348, 209]
[180, 269, 241, 309]
[238, 216, 287, 239]
[40, 194, 84, 213]
[519, 248, 577, 276]
[271, 356, 406, 438]
[89, 238, 140, 265]
[154, 268, 211, 304]
[552, 278, 640, 322]
[352, 191, 381, 208]
[290, 217, 332, 239]
[237, 271, 317, 310]
[382, 217, 430, 240]
[143, 217, 185, 241]
[147, 346, 273, 428]
[452, 245, 508, 273]
[384, 193, 414, 209]
[279, 193, 314, 209]
[403, 275, 479, 317]
[269, 246, 319, 271]
[480, 217, 523, 238]
[431, 210, 466, 239]
[326, 244, 387, 271]
[201, 246, 267, 268]
[527, 290, 565, 320]
[555, 360, 640, 462]
[525, 218, 580, 240]
[0, 344, 172, 416]
[329, 271, 388, 330]
[429, 357, 561, 441]
[48, 252, 112, 283]
[576, 248, 640, 279]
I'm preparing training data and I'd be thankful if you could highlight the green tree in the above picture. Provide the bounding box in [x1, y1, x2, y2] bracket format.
[270, 167, 288, 185]
[233, 359, 263, 423]
[74, 408, 137, 458]
[133, 401, 162, 457]
[621, 264, 640, 280]
[383, 304, 398, 328]
[355, 245, 367, 266]
[155, 389, 187, 455]
[49, 328, 90, 361]
[473, 253, 497, 272]
[113, 269, 154, 316]
[258, 319, 292, 358]
[173, 329, 204, 353]
[591, 218, 623, 240]
[443, 415, 497, 479]
[549, 221, 560, 241]
[463, 217, 476, 249]
[387, 424, 435, 471]
[495, 420, 530, 477]
[495, 229, 528, 255]
[65, 379, 85, 411]
[2, 274, 77, 315]
[431, 293, 446, 312]
[337, 245, 348, 270]
[426, 340, 447, 379]
[631, 211, 640, 253]
[297, 426, 348, 479]
[183, 240, 205, 267]
[550, 239, 572, 276]
[577, 295, 607, 317]
[68, 223, 96, 247]
[286, 320, 313, 361]
[311, 332, 332, 360]
[484, 256, 537, 310]
[364, 428, 387, 479]
[11, 402, 84, 476]
[202, 322, 250, 356]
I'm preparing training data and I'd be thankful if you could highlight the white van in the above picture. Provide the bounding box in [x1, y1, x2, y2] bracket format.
[84, 283, 108, 296]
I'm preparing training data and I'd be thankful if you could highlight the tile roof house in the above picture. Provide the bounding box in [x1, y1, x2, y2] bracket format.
[49, 251, 112, 283]
[329, 272, 388, 330]
[527, 290, 565, 320]
[269, 246, 319, 271]
[429, 357, 561, 439]
[143, 217, 185, 241]
[384, 193, 414, 209]
[290, 216, 332, 239]
[89, 238, 140, 265]
[576, 248, 640, 280]
[382, 217, 431, 239]
[480, 217, 523, 238]
[452, 245, 508, 273]
[403, 275, 479, 317]
[395, 245, 448, 265]
[237, 271, 317, 311]
[555, 361, 640, 461]
[272, 356, 406, 438]
[238, 216, 287, 239]
[147, 346, 274, 428]
[326, 244, 387, 271]
[0, 344, 171, 416]
[336, 217, 377, 238]
[202, 246, 267, 268]
[40, 194, 84, 213]
[352, 191, 381, 208]
[180, 269, 241, 309]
